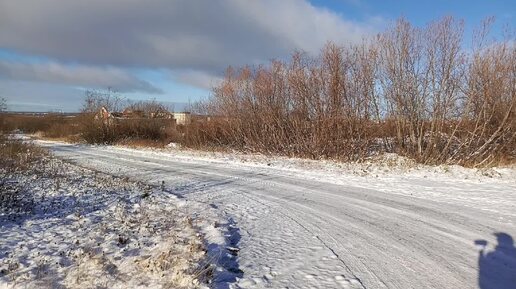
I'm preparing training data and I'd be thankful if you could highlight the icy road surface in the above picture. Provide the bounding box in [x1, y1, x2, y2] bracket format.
[38, 141, 516, 289]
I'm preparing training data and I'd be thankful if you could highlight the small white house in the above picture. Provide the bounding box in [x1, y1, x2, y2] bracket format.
[172, 112, 191, 125]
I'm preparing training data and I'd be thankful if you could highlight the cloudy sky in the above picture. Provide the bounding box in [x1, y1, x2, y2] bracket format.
[0, 0, 513, 112]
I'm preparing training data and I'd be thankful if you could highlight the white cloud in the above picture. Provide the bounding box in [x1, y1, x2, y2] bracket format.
[0, 0, 380, 74]
[0, 79, 85, 112]
[172, 70, 224, 91]
[0, 0, 385, 96]
[0, 60, 162, 93]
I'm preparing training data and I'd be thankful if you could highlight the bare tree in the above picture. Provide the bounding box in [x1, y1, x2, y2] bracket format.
[125, 99, 171, 118]
[184, 16, 514, 167]
[0, 97, 6, 112]
[82, 88, 125, 113]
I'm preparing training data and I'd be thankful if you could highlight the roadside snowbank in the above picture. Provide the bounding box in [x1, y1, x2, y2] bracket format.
[92, 143, 516, 217]
[107, 144, 516, 181]
[34, 139, 516, 219]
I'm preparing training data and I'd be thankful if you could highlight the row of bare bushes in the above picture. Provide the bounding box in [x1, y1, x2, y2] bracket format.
[80, 117, 177, 145]
[0, 114, 83, 139]
[184, 17, 515, 167]
[80, 92, 179, 145]
[1, 114, 177, 146]
[0, 94, 178, 146]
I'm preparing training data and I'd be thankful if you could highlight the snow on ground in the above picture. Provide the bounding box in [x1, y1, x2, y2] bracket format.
[62, 142, 516, 218]
[175, 148, 512, 215]
[33, 140, 516, 288]
[0, 155, 241, 289]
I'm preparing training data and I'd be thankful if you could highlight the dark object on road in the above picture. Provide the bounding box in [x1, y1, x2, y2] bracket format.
[475, 239, 487, 247]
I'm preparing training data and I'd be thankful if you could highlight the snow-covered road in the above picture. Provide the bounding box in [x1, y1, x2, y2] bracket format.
[39, 141, 516, 289]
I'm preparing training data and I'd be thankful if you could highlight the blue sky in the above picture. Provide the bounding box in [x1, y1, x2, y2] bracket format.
[314, 0, 514, 39]
[0, 0, 513, 112]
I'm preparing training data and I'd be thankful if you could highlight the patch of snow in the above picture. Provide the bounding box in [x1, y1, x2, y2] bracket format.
[166, 142, 180, 149]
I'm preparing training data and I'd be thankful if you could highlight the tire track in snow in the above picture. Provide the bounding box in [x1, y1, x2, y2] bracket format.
[39, 142, 516, 289]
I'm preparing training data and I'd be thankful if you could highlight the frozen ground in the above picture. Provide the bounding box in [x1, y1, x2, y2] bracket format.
[35, 140, 516, 289]
[0, 156, 240, 289]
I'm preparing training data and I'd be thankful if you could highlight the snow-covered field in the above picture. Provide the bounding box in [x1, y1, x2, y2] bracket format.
[0, 155, 242, 289]
[8, 140, 516, 288]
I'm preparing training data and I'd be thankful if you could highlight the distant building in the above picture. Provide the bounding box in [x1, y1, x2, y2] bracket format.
[122, 108, 145, 118]
[172, 112, 191, 125]
[94, 106, 190, 127]
[151, 108, 173, 119]
[94, 106, 112, 125]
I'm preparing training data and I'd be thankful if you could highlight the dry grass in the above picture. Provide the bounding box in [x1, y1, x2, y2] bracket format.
[0, 134, 47, 172]
[63, 230, 208, 289]
[0, 114, 82, 142]
[0, 134, 48, 222]
[1, 155, 212, 289]
[116, 138, 170, 148]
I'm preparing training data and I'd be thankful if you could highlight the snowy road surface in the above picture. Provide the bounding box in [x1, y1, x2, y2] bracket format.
[38, 141, 516, 289]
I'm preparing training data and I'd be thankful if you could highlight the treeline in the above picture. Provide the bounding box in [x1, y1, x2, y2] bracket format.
[0, 91, 179, 147]
[187, 17, 515, 167]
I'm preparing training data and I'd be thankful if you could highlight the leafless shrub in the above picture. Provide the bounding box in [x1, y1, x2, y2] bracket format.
[80, 116, 175, 145]
[0, 135, 47, 218]
[184, 16, 514, 167]
[0, 97, 6, 112]
[82, 88, 125, 113]
[0, 96, 7, 128]
[0, 135, 47, 172]
[125, 98, 174, 118]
